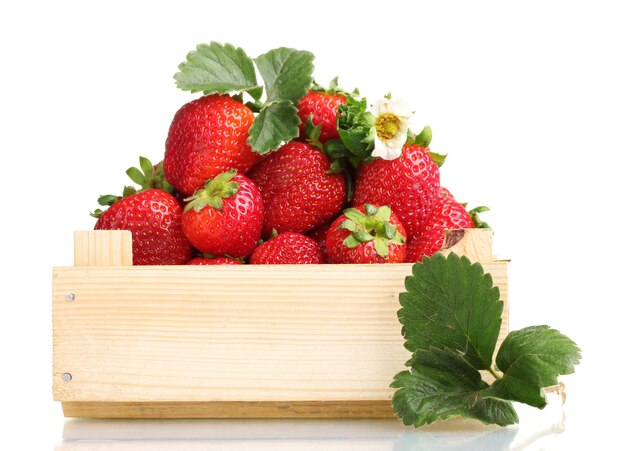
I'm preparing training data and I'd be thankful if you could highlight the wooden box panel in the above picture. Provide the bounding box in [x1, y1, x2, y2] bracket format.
[53, 229, 507, 418]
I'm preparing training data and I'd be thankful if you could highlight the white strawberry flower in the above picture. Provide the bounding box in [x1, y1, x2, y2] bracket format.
[370, 96, 413, 160]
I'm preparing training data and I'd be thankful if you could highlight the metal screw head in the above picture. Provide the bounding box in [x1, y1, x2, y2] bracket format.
[65, 293, 75, 302]
[62, 373, 72, 382]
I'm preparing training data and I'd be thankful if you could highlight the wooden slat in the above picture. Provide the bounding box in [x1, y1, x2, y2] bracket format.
[52, 263, 508, 406]
[440, 228, 493, 262]
[61, 401, 395, 419]
[74, 230, 132, 266]
[55, 229, 507, 418]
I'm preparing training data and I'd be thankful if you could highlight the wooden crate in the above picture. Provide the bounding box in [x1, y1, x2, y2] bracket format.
[52, 229, 508, 418]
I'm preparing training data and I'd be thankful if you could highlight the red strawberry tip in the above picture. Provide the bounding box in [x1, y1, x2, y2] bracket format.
[183, 169, 239, 213]
[340, 204, 406, 258]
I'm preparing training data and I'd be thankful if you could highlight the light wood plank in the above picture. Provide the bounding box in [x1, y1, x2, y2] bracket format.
[55, 229, 506, 418]
[439, 228, 493, 262]
[52, 263, 508, 405]
[74, 230, 133, 266]
[61, 401, 395, 419]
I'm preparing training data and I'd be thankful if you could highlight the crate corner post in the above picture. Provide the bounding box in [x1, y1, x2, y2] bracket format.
[53, 230, 133, 415]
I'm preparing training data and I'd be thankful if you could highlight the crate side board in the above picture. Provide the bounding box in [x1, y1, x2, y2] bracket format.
[53, 229, 507, 418]
[53, 264, 508, 403]
[61, 400, 396, 419]
[74, 230, 132, 266]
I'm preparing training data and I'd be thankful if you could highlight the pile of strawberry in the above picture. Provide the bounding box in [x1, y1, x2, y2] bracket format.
[92, 43, 488, 266]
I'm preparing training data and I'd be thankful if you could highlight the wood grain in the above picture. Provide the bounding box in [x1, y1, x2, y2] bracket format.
[53, 229, 508, 418]
[61, 401, 395, 419]
[440, 228, 493, 262]
[53, 264, 508, 403]
[73, 230, 132, 266]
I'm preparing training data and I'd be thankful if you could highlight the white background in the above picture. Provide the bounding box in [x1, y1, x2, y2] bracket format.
[1, 0, 624, 449]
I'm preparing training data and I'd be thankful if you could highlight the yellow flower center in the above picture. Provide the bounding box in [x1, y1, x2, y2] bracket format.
[375, 113, 401, 141]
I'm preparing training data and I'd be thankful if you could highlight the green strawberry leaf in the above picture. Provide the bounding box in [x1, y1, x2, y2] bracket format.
[483, 326, 582, 408]
[343, 234, 360, 248]
[428, 151, 447, 167]
[174, 42, 261, 99]
[343, 208, 365, 223]
[383, 222, 396, 240]
[97, 194, 121, 207]
[126, 167, 145, 186]
[353, 230, 374, 243]
[255, 48, 314, 103]
[325, 139, 351, 159]
[468, 206, 491, 229]
[391, 348, 518, 427]
[336, 96, 375, 159]
[484, 376, 547, 409]
[406, 125, 433, 148]
[184, 169, 239, 213]
[304, 116, 324, 151]
[374, 205, 392, 222]
[373, 238, 389, 258]
[124, 157, 175, 194]
[399, 253, 503, 370]
[338, 220, 357, 232]
[139, 156, 153, 177]
[364, 204, 378, 216]
[392, 254, 582, 428]
[247, 102, 301, 154]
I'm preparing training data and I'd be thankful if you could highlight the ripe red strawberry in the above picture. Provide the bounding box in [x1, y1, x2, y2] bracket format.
[326, 204, 407, 264]
[187, 257, 242, 265]
[406, 188, 489, 262]
[249, 232, 324, 264]
[438, 187, 454, 199]
[307, 222, 332, 263]
[94, 189, 193, 265]
[181, 169, 263, 258]
[352, 144, 440, 241]
[248, 142, 346, 236]
[297, 88, 347, 143]
[164, 94, 260, 196]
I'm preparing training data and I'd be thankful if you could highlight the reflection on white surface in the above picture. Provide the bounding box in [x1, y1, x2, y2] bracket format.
[56, 398, 567, 451]
[57, 418, 517, 451]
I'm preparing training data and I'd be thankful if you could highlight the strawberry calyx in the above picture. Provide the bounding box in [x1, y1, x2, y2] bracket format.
[89, 185, 137, 218]
[201, 252, 245, 263]
[467, 205, 491, 229]
[406, 125, 433, 148]
[184, 169, 239, 213]
[406, 126, 447, 167]
[304, 116, 325, 152]
[90, 156, 176, 218]
[301, 117, 355, 202]
[256, 228, 279, 246]
[340, 204, 406, 258]
[126, 157, 175, 194]
[309, 76, 351, 97]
